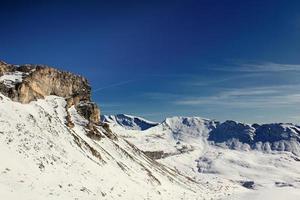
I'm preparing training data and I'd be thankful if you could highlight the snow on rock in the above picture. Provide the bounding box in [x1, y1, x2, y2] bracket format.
[0, 71, 24, 88]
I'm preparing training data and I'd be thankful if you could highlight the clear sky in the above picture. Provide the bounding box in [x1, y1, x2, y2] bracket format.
[1, 0, 300, 123]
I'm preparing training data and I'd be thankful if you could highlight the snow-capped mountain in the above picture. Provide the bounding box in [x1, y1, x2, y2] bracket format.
[105, 115, 300, 156]
[208, 120, 300, 156]
[101, 114, 158, 130]
[105, 114, 300, 199]
[162, 116, 219, 140]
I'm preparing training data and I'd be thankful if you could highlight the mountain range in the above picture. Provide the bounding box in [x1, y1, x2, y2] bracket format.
[1, 61, 300, 199]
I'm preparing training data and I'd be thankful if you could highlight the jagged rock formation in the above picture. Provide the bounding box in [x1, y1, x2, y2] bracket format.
[0, 60, 100, 128]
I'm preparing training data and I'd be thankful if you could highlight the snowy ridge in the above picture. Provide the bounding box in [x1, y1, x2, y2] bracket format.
[162, 116, 219, 141]
[208, 120, 300, 156]
[106, 115, 300, 156]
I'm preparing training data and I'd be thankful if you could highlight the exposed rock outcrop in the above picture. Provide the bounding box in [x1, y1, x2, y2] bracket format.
[0, 60, 101, 132]
[76, 102, 100, 125]
[142, 151, 166, 160]
[0, 61, 14, 74]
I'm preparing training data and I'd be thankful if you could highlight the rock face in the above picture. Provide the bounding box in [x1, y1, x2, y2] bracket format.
[0, 60, 100, 126]
[76, 102, 100, 125]
[18, 67, 90, 104]
[0, 62, 90, 104]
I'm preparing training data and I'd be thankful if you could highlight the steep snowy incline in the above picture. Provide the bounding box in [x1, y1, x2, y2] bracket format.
[0, 93, 218, 200]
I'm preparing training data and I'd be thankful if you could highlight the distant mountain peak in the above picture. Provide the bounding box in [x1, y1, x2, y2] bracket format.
[101, 114, 159, 130]
[104, 114, 300, 156]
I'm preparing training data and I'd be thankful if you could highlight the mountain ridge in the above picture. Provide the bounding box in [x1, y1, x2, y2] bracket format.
[103, 114, 300, 156]
[1, 60, 300, 199]
[105, 114, 300, 199]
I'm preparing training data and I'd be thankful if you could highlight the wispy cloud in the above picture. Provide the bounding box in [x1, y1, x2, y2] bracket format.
[174, 85, 300, 108]
[188, 73, 266, 87]
[208, 62, 300, 72]
[239, 62, 300, 72]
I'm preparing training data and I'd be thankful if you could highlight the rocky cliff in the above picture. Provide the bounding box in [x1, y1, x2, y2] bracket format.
[0, 60, 100, 127]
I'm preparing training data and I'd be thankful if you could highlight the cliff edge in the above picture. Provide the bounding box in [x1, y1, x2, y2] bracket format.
[0, 60, 100, 128]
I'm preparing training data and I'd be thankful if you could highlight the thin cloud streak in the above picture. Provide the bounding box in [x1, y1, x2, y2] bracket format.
[207, 62, 300, 72]
[239, 62, 300, 72]
[188, 74, 259, 87]
[174, 85, 300, 108]
[94, 80, 136, 92]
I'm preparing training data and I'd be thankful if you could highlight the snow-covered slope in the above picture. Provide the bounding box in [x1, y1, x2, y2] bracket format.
[162, 116, 219, 141]
[106, 114, 300, 200]
[0, 94, 216, 200]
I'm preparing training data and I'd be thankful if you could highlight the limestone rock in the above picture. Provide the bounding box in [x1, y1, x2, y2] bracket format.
[18, 66, 91, 104]
[0, 61, 100, 129]
[0, 61, 15, 75]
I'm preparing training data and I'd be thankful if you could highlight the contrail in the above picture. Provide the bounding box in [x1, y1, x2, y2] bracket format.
[93, 80, 137, 92]
[93, 74, 174, 93]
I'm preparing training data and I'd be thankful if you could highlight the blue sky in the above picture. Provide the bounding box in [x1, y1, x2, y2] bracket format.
[1, 0, 300, 123]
